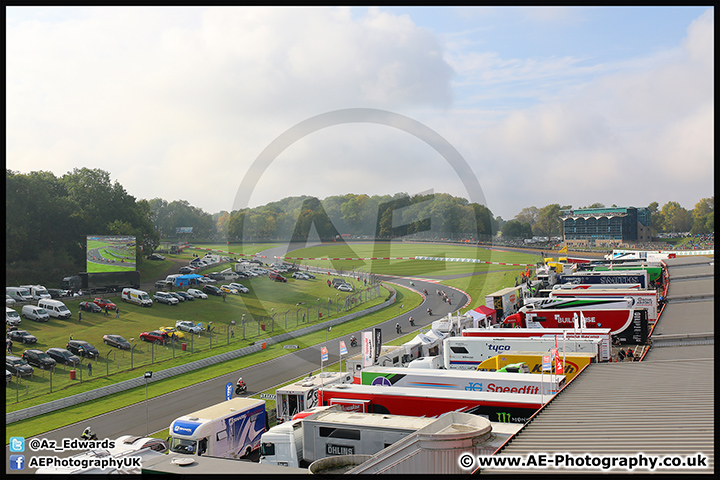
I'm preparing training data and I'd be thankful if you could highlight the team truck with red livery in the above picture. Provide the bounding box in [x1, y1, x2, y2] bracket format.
[548, 288, 658, 321]
[317, 383, 545, 424]
[501, 308, 649, 344]
[460, 327, 612, 363]
[359, 366, 565, 395]
[259, 406, 437, 468]
[444, 336, 604, 370]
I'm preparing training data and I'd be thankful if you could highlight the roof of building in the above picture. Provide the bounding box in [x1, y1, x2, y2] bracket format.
[480, 254, 714, 475]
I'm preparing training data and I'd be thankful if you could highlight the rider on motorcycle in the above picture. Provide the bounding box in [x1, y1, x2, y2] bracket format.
[81, 427, 96, 440]
[409, 317, 415, 326]
[427, 307, 432, 315]
[237, 377, 246, 389]
[350, 334, 357, 346]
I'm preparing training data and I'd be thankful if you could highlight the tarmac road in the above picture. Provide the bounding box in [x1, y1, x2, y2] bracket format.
[9, 272, 466, 473]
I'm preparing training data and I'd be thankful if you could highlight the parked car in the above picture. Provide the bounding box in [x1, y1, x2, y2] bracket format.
[174, 291, 194, 301]
[102, 334, 131, 350]
[159, 326, 185, 340]
[179, 266, 195, 274]
[203, 285, 222, 296]
[269, 272, 287, 283]
[175, 320, 204, 334]
[139, 330, 170, 345]
[303, 272, 316, 279]
[201, 276, 217, 284]
[219, 285, 238, 295]
[6, 295, 16, 305]
[168, 292, 186, 303]
[6, 307, 22, 326]
[292, 272, 310, 280]
[336, 283, 353, 292]
[153, 292, 179, 305]
[46, 347, 81, 366]
[47, 289, 67, 299]
[7, 330, 37, 344]
[186, 289, 208, 299]
[228, 283, 249, 293]
[79, 301, 102, 313]
[6, 355, 34, 377]
[66, 340, 100, 359]
[22, 349, 57, 370]
[93, 298, 117, 310]
[147, 253, 165, 261]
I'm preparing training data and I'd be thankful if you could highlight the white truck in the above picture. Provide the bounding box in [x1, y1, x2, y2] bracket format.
[444, 336, 602, 370]
[19, 284, 51, 300]
[121, 288, 153, 307]
[549, 288, 659, 321]
[168, 397, 266, 459]
[275, 371, 354, 423]
[259, 405, 436, 468]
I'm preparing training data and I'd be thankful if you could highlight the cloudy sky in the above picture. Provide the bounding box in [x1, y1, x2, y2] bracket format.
[6, 6, 714, 220]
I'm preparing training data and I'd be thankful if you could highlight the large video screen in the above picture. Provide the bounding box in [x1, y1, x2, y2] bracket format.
[86, 235, 137, 273]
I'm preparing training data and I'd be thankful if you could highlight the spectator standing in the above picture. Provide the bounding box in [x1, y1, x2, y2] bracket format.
[104, 306, 109, 317]
[626, 348, 635, 362]
[87, 362, 92, 376]
[115, 307, 120, 318]
[78, 311, 82, 323]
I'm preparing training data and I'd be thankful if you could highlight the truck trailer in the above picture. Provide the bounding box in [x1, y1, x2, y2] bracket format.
[549, 288, 659, 321]
[317, 383, 545, 423]
[259, 405, 436, 468]
[62, 271, 141, 294]
[461, 327, 612, 363]
[501, 308, 648, 344]
[485, 286, 524, 320]
[476, 352, 596, 381]
[168, 397, 266, 459]
[275, 371, 355, 423]
[444, 336, 602, 370]
[359, 366, 565, 395]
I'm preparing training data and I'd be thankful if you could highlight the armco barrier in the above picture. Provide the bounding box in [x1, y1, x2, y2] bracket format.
[6, 288, 396, 425]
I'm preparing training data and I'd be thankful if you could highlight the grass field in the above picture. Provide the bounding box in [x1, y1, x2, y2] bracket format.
[5, 284, 422, 442]
[284, 242, 539, 277]
[7, 243, 541, 442]
[6, 272, 385, 408]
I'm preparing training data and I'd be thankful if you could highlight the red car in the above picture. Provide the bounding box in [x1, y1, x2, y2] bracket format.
[139, 331, 170, 345]
[269, 272, 287, 283]
[93, 298, 117, 311]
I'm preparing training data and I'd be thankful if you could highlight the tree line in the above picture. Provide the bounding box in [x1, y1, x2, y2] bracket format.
[6, 167, 713, 286]
[499, 199, 714, 241]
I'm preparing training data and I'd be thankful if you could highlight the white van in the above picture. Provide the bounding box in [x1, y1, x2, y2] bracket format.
[6, 287, 33, 302]
[21, 305, 50, 322]
[165, 274, 182, 286]
[6, 307, 22, 326]
[121, 288, 153, 307]
[20, 285, 51, 300]
[38, 299, 72, 320]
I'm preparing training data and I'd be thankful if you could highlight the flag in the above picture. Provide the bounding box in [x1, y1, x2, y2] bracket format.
[559, 245, 568, 254]
[339, 341, 347, 356]
[580, 311, 587, 329]
[321, 346, 328, 362]
[572, 313, 579, 331]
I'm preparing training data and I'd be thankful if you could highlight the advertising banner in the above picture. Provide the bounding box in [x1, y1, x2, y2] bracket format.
[362, 331, 373, 367]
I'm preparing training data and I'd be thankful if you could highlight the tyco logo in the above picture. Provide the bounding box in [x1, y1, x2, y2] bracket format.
[488, 344, 511, 352]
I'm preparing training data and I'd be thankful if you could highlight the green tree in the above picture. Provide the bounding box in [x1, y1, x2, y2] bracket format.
[690, 197, 714, 235]
[659, 201, 692, 233]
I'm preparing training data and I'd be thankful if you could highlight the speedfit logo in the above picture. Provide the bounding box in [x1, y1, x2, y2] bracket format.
[489, 344, 511, 352]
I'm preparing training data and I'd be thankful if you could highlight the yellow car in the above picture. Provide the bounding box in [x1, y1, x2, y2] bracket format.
[220, 285, 239, 295]
[159, 326, 185, 340]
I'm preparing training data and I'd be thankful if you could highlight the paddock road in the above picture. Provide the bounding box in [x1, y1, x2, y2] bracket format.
[7, 274, 466, 474]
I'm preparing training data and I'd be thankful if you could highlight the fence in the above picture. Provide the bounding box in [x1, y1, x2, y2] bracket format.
[6, 285, 396, 423]
[6, 284, 386, 407]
